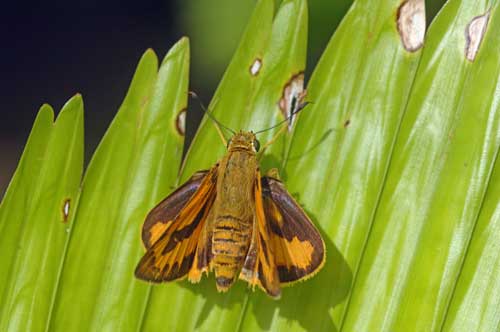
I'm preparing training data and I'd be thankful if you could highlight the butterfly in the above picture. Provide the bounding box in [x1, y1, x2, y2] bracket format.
[135, 102, 325, 298]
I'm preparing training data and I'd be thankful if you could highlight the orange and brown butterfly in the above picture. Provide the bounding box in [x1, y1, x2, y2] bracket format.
[134, 103, 325, 298]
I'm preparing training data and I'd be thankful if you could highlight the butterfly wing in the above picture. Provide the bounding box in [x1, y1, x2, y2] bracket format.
[240, 170, 281, 298]
[261, 175, 325, 285]
[135, 166, 217, 282]
[142, 170, 209, 249]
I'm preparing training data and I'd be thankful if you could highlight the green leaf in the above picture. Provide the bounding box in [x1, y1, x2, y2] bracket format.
[341, 1, 500, 331]
[258, 0, 423, 330]
[140, 0, 311, 330]
[180, 0, 275, 177]
[47, 39, 189, 331]
[0, 96, 84, 332]
[442, 156, 500, 332]
[432, 4, 500, 332]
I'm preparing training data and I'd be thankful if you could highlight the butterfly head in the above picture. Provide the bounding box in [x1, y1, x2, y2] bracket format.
[227, 131, 260, 153]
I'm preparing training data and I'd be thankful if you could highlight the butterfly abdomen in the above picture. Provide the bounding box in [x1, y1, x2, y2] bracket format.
[212, 215, 251, 291]
[209, 149, 257, 291]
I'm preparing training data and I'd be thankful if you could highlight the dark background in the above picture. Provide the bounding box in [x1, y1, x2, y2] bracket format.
[0, 0, 446, 197]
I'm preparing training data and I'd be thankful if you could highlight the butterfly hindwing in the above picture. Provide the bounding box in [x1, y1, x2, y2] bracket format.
[240, 170, 281, 298]
[135, 167, 218, 282]
[261, 175, 325, 285]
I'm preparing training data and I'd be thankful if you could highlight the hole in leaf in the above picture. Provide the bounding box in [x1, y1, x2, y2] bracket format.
[279, 72, 306, 131]
[397, 0, 426, 52]
[249, 58, 262, 76]
[176, 108, 187, 136]
[465, 11, 490, 62]
[62, 198, 71, 223]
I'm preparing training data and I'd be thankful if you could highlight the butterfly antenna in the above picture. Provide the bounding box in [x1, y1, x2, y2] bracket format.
[255, 100, 312, 157]
[254, 99, 311, 134]
[189, 91, 236, 145]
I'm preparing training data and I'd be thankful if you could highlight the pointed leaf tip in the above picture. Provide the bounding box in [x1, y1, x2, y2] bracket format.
[140, 48, 159, 70]
[161, 37, 190, 65]
[55, 94, 84, 126]
[64, 93, 84, 109]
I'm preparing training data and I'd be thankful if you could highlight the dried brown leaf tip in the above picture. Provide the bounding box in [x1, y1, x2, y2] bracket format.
[62, 199, 71, 223]
[279, 73, 305, 131]
[465, 11, 490, 62]
[176, 108, 187, 136]
[249, 58, 262, 76]
[397, 0, 426, 52]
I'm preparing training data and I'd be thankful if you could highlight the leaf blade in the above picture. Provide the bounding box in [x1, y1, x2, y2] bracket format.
[341, 1, 500, 331]
[48, 39, 189, 331]
[0, 95, 84, 332]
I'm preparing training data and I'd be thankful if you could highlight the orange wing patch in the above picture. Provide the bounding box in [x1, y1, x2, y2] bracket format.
[148, 222, 172, 247]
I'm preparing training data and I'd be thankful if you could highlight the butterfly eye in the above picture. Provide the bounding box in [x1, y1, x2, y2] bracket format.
[253, 139, 260, 152]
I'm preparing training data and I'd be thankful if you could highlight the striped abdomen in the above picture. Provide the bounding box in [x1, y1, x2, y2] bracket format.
[212, 215, 251, 291]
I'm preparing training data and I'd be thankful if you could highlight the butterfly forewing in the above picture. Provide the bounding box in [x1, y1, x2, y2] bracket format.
[142, 171, 209, 248]
[135, 167, 218, 282]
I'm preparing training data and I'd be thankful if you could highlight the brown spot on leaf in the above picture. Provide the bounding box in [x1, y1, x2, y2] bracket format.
[344, 119, 351, 128]
[62, 199, 70, 223]
[279, 72, 306, 131]
[397, 0, 426, 52]
[176, 108, 187, 136]
[465, 11, 490, 62]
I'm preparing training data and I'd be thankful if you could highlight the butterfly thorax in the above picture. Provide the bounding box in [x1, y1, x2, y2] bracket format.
[211, 132, 258, 291]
